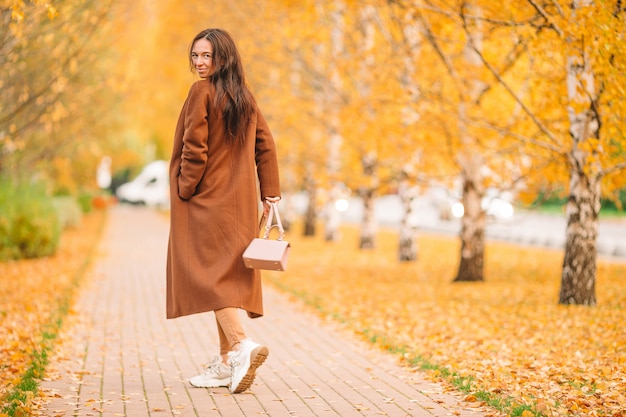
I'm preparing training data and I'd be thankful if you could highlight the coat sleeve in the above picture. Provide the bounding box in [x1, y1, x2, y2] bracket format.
[254, 107, 281, 200]
[178, 82, 210, 200]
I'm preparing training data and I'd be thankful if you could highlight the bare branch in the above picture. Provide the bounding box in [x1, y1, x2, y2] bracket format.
[600, 161, 626, 177]
[465, 115, 564, 156]
[459, 12, 560, 147]
[526, 0, 564, 36]
[475, 35, 530, 103]
[413, 9, 462, 88]
[392, 0, 542, 27]
[550, 0, 566, 17]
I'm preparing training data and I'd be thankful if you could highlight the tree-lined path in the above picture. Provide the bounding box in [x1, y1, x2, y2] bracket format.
[39, 205, 490, 417]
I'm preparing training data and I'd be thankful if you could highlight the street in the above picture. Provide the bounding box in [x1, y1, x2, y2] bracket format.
[305, 194, 626, 260]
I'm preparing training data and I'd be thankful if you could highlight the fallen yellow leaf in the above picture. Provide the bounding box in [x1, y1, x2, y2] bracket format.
[267, 224, 626, 417]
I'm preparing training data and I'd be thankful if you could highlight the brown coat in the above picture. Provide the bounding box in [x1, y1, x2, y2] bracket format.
[166, 80, 281, 319]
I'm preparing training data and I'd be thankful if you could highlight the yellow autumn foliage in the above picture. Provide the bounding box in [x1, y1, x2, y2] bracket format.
[266, 223, 626, 417]
[0, 211, 105, 413]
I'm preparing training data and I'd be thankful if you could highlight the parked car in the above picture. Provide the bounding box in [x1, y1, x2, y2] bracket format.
[116, 160, 169, 208]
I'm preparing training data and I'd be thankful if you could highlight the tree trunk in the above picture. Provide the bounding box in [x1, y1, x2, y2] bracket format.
[559, 0, 601, 306]
[358, 153, 378, 249]
[303, 171, 317, 237]
[395, 11, 421, 262]
[559, 0, 600, 305]
[355, 7, 377, 250]
[324, 182, 342, 242]
[559, 169, 599, 305]
[454, 165, 485, 282]
[359, 188, 376, 249]
[398, 176, 417, 261]
[323, 2, 345, 242]
[454, 4, 486, 282]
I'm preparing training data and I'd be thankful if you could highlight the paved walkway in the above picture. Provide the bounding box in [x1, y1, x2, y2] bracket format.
[40, 205, 492, 417]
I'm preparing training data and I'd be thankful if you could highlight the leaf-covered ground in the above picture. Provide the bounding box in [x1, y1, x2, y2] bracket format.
[1, 212, 624, 417]
[0, 211, 105, 416]
[266, 224, 626, 417]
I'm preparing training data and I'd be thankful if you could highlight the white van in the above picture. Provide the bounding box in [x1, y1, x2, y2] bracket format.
[116, 160, 169, 208]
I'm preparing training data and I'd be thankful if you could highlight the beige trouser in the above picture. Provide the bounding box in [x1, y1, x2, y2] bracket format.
[215, 307, 246, 363]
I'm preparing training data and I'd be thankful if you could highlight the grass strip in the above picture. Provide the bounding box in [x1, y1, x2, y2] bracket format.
[269, 277, 545, 417]
[1, 212, 106, 417]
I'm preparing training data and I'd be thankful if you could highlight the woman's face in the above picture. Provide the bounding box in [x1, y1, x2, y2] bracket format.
[191, 38, 214, 79]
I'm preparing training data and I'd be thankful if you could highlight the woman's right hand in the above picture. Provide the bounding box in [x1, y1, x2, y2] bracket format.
[263, 197, 280, 217]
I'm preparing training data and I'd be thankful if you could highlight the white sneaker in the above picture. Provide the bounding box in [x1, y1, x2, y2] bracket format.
[228, 339, 269, 393]
[189, 356, 231, 388]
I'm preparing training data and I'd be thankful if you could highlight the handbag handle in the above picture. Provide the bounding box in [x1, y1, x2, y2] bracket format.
[261, 202, 285, 241]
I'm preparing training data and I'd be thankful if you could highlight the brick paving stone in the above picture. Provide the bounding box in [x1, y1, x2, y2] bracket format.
[40, 205, 493, 417]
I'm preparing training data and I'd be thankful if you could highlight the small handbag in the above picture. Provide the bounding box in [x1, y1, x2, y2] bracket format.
[242, 202, 290, 271]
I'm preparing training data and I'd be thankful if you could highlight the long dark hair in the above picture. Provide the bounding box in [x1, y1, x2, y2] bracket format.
[189, 28, 254, 143]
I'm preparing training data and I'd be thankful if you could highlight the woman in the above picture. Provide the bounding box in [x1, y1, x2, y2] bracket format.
[166, 28, 281, 394]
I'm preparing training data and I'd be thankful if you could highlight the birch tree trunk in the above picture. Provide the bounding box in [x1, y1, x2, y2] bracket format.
[303, 163, 317, 237]
[357, 5, 378, 250]
[559, 164, 600, 305]
[454, 153, 486, 282]
[559, 0, 600, 305]
[397, 10, 421, 261]
[359, 153, 378, 249]
[398, 172, 418, 261]
[323, 0, 345, 242]
[454, 5, 486, 282]
[324, 135, 343, 242]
